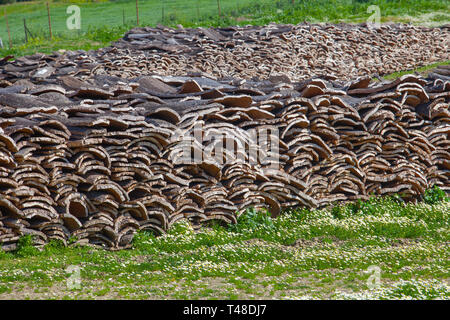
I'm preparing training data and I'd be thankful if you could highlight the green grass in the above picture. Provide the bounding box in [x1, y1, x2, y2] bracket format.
[0, 188, 448, 300]
[381, 60, 450, 80]
[0, 0, 449, 57]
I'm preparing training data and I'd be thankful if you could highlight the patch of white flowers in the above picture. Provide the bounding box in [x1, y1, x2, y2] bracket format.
[282, 294, 320, 300]
[334, 279, 449, 300]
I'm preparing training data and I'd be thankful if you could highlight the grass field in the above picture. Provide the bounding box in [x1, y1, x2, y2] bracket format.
[0, 190, 448, 300]
[377, 60, 450, 80]
[0, 0, 449, 57]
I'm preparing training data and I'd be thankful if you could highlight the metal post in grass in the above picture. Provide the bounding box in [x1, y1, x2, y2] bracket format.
[123, 8, 125, 25]
[24, 19, 34, 40]
[196, 1, 200, 20]
[161, 0, 165, 24]
[4, 10, 12, 48]
[46, 2, 52, 40]
[23, 19, 28, 43]
[217, 0, 222, 18]
[136, 0, 139, 26]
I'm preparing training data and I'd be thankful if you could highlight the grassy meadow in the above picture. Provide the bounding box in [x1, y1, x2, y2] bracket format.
[0, 190, 448, 300]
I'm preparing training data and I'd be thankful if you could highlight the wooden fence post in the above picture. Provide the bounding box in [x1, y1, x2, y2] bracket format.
[4, 10, 12, 48]
[136, 0, 139, 26]
[46, 2, 52, 40]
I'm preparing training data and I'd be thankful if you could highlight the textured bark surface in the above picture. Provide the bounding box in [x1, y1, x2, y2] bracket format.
[112, 23, 449, 81]
[0, 23, 448, 250]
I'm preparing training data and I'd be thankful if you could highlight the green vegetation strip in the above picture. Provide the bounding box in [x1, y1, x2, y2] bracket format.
[0, 188, 448, 300]
[0, 0, 449, 57]
[381, 60, 450, 80]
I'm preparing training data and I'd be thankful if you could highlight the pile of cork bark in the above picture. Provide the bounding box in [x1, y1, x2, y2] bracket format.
[0, 23, 448, 250]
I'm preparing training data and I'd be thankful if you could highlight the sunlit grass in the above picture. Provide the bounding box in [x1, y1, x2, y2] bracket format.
[381, 60, 450, 80]
[0, 190, 448, 299]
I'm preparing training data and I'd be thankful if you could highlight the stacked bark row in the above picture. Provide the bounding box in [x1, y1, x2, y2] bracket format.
[0, 66, 449, 250]
[0, 23, 448, 84]
[112, 22, 449, 81]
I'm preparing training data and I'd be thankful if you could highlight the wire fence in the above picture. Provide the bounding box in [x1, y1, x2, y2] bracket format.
[0, 0, 308, 48]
